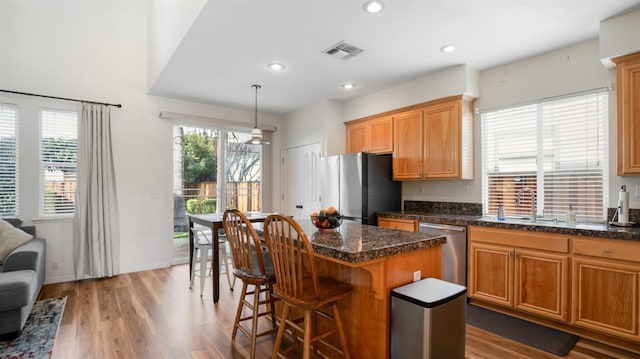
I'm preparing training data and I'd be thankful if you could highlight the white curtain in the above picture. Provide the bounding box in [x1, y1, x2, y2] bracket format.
[73, 103, 119, 278]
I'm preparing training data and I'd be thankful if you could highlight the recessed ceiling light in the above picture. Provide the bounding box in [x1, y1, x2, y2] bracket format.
[363, 1, 384, 14]
[440, 44, 457, 53]
[267, 63, 285, 71]
[342, 83, 356, 90]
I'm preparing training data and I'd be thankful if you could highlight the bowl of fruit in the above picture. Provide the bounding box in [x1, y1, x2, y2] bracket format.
[311, 207, 343, 232]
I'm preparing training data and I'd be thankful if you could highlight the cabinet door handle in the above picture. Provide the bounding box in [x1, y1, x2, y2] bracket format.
[602, 249, 612, 254]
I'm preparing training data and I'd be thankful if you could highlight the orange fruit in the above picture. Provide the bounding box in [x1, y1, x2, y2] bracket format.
[327, 206, 336, 214]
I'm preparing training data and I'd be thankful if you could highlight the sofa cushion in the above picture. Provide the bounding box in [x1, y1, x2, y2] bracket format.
[0, 219, 33, 264]
[0, 270, 34, 311]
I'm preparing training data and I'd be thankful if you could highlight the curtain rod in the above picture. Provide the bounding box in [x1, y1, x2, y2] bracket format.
[0, 89, 122, 108]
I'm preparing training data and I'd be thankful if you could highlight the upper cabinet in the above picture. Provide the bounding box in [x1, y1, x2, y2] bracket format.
[393, 95, 474, 180]
[392, 110, 423, 179]
[345, 115, 393, 154]
[614, 51, 640, 175]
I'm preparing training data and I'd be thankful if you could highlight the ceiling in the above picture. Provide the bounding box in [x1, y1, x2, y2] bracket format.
[148, 0, 640, 115]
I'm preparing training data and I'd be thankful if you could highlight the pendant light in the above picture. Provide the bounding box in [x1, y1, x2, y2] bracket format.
[246, 84, 270, 145]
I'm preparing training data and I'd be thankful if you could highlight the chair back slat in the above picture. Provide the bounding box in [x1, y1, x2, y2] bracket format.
[264, 215, 319, 301]
[223, 209, 268, 277]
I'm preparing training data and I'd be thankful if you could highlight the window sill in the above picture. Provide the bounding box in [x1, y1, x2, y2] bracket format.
[33, 216, 73, 223]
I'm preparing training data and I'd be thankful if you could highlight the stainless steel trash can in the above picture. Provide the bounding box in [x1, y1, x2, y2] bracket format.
[391, 277, 467, 359]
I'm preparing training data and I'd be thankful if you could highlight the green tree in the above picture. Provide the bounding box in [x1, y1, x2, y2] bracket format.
[41, 137, 77, 163]
[183, 130, 217, 182]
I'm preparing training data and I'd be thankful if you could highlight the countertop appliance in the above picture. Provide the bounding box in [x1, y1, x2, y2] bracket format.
[319, 152, 401, 225]
[419, 222, 467, 286]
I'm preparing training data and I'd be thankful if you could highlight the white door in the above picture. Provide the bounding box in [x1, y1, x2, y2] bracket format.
[282, 142, 322, 221]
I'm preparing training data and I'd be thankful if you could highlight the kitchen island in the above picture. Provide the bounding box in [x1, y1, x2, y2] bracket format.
[297, 220, 446, 359]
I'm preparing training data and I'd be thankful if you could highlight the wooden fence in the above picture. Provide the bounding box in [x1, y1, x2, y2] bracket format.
[182, 181, 261, 212]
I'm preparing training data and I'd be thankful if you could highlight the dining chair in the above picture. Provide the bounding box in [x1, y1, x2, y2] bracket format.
[223, 209, 279, 359]
[189, 227, 235, 296]
[263, 214, 352, 359]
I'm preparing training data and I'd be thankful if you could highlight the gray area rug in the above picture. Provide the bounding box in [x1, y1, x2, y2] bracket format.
[466, 303, 579, 356]
[0, 297, 67, 359]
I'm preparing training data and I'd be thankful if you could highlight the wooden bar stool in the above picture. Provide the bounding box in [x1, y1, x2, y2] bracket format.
[264, 214, 352, 359]
[223, 209, 278, 359]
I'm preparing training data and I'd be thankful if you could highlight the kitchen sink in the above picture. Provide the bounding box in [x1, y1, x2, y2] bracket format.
[477, 216, 610, 231]
[478, 216, 570, 228]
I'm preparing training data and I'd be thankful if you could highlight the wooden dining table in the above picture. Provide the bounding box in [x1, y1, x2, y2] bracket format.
[187, 212, 275, 303]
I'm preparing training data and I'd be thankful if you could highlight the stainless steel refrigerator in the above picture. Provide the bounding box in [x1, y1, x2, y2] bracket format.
[319, 152, 401, 225]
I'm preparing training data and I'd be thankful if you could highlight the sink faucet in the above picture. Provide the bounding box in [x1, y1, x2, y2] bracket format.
[515, 187, 537, 222]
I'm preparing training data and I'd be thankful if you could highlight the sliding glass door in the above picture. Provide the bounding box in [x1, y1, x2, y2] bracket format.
[172, 125, 263, 264]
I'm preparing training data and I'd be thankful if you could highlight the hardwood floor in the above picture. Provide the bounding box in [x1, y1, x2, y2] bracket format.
[40, 265, 637, 359]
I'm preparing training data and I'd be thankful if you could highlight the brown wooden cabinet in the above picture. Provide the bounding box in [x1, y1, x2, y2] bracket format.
[391, 110, 423, 179]
[423, 99, 462, 178]
[514, 249, 569, 321]
[614, 51, 640, 175]
[468, 226, 570, 322]
[468, 225, 640, 345]
[393, 95, 473, 180]
[378, 217, 418, 232]
[469, 241, 513, 307]
[345, 115, 393, 154]
[572, 237, 640, 340]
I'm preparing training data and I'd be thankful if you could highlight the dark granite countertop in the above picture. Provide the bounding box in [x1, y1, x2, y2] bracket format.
[305, 221, 445, 263]
[378, 211, 640, 241]
[256, 219, 446, 264]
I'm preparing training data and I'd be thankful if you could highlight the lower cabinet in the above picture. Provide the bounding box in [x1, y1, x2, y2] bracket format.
[469, 226, 640, 344]
[514, 249, 569, 321]
[572, 237, 640, 341]
[468, 226, 570, 322]
[468, 242, 513, 306]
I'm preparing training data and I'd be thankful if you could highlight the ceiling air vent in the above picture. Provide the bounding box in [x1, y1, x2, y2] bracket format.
[323, 41, 364, 60]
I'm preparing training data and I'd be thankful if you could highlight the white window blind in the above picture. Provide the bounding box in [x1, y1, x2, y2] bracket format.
[0, 104, 18, 217]
[40, 109, 78, 216]
[481, 90, 609, 222]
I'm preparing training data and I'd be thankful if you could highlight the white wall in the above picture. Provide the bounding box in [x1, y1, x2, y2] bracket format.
[342, 64, 480, 121]
[600, 8, 640, 67]
[477, 40, 613, 111]
[147, 0, 207, 90]
[1, 1, 283, 284]
[282, 99, 345, 156]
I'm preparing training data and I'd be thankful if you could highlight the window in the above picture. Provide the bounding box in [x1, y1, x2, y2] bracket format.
[173, 126, 263, 216]
[171, 125, 264, 263]
[482, 90, 609, 222]
[40, 109, 78, 216]
[224, 131, 262, 211]
[0, 104, 18, 217]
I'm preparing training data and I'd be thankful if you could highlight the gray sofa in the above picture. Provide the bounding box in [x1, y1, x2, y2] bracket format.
[0, 220, 46, 339]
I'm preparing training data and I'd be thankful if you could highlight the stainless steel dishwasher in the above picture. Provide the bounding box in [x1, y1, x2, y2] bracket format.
[419, 222, 467, 286]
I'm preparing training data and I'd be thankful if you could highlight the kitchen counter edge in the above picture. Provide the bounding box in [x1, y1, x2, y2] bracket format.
[378, 212, 640, 241]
